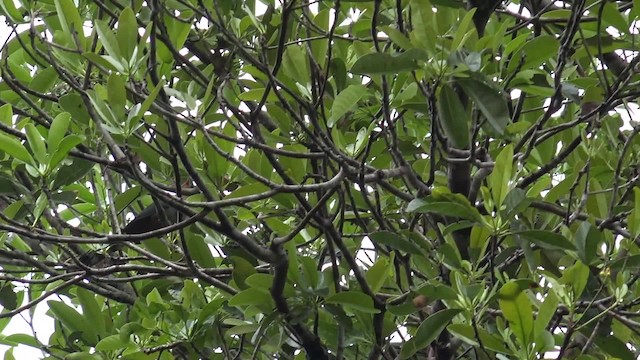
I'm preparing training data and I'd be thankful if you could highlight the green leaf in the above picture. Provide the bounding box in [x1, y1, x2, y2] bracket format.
[226, 323, 261, 336]
[76, 288, 105, 338]
[629, 187, 640, 237]
[508, 35, 559, 73]
[107, 73, 127, 110]
[237, 88, 280, 102]
[3, 334, 39, 348]
[407, 194, 484, 224]
[451, 8, 476, 50]
[228, 288, 273, 307]
[48, 112, 71, 151]
[575, 222, 600, 265]
[95, 334, 128, 351]
[534, 288, 559, 334]
[325, 291, 380, 314]
[48, 301, 98, 345]
[0, 133, 34, 165]
[231, 256, 257, 290]
[116, 7, 138, 61]
[366, 257, 390, 293]
[95, 20, 122, 60]
[328, 85, 368, 127]
[54, 0, 85, 49]
[488, 144, 513, 208]
[411, 0, 436, 53]
[369, 231, 425, 255]
[59, 93, 91, 125]
[30, 67, 59, 93]
[610, 254, 640, 270]
[447, 324, 510, 354]
[185, 233, 217, 268]
[24, 124, 47, 164]
[0, 104, 12, 126]
[48, 135, 83, 171]
[381, 26, 414, 50]
[601, 1, 628, 34]
[498, 281, 533, 345]
[400, 309, 462, 359]
[456, 78, 510, 135]
[561, 261, 589, 299]
[51, 158, 95, 189]
[0, 285, 17, 310]
[437, 83, 470, 149]
[515, 230, 576, 251]
[0, 0, 24, 23]
[414, 284, 458, 301]
[594, 334, 635, 360]
[351, 48, 428, 75]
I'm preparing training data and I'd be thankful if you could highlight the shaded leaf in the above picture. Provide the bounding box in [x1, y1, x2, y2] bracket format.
[437, 83, 470, 149]
[369, 231, 425, 255]
[498, 281, 533, 345]
[325, 291, 380, 314]
[457, 78, 510, 135]
[351, 48, 428, 75]
[329, 85, 368, 127]
[516, 230, 576, 251]
[400, 309, 462, 359]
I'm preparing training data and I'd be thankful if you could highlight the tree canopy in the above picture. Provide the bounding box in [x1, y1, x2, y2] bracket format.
[0, 0, 639, 359]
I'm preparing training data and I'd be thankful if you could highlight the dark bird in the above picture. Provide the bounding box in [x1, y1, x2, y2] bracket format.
[122, 202, 178, 234]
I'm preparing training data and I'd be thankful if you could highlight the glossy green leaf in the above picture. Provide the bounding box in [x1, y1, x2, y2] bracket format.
[94, 20, 122, 60]
[328, 85, 368, 127]
[48, 112, 71, 151]
[366, 257, 390, 293]
[456, 78, 510, 135]
[185, 233, 217, 268]
[107, 73, 126, 110]
[369, 231, 425, 255]
[95, 334, 128, 351]
[489, 144, 513, 208]
[534, 288, 559, 333]
[407, 195, 484, 224]
[0, 104, 11, 126]
[381, 26, 414, 50]
[51, 158, 95, 189]
[54, 0, 85, 49]
[24, 124, 47, 164]
[447, 323, 510, 354]
[437, 83, 470, 149]
[48, 135, 83, 171]
[575, 221, 600, 265]
[0, 133, 34, 165]
[228, 288, 273, 307]
[231, 256, 257, 290]
[116, 7, 138, 61]
[629, 187, 640, 237]
[0, 0, 24, 23]
[508, 35, 559, 73]
[516, 230, 576, 251]
[48, 301, 98, 345]
[451, 8, 476, 50]
[325, 291, 380, 314]
[351, 48, 428, 75]
[76, 288, 105, 338]
[400, 309, 462, 359]
[498, 281, 533, 346]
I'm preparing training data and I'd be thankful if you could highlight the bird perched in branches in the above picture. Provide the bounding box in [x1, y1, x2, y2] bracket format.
[122, 202, 178, 235]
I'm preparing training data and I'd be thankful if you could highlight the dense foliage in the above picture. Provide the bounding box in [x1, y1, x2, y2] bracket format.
[0, 0, 639, 359]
